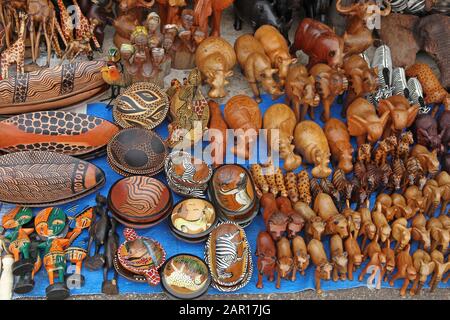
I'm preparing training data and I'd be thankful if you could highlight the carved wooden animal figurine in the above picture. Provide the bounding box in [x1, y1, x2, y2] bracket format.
[263, 103, 301, 171]
[297, 171, 312, 205]
[193, 0, 233, 37]
[406, 63, 449, 114]
[256, 231, 277, 289]
[208, 101, 228, 167]
[332, 169, 353, 208]
[423, 179, 443, 216]
[344, 232, 363, 281]
[403, 157, 426, 192]
[224, 95, 262, 160]
[336, 0, 391, 56]
[267, 211, 289, 242]
[235, 34, 283, 102]
[378, 96, 419, 138]
[347, 98, 390, 145]
[427, 218, 449, 254]
[330, 234, 348, 281]
[437, 171, 450, 215]
[414, 114, 444, 153]
[429, 250, 450, 292]
[0, 12, 27, 79]
[294, 121, 332, 178]
[391, 194, 415, 220]
[285, 64, 320, 121]
[102, 217, 119, 295]
[405, 187, 426, 218]
[359, 234, 386, 289]
[195, 37, 236, 98]
[342, 54, 378, 116]
[254, 25, 296, 87]
[324, 118, 354, 173]
[291, 18, 344, 68]
[313, 192, 338, 220]
[376, 193, 394, 222]
[411, 213, 431, 251]
[392, 218, 412, 253]
[276, 237, 294, 288]
[309, 63, 348, 122]
[284, 172, 299, 204]
[292, 235, 309, 279]
[389, 244, 416, 296]
[343, 208, 361, 239]
[359, 207, 377, 252]
[382, 239, 396, 282]
[307, 239, 333, 295]
[411, 249, 434, 296]
[373, 202, 392, 244]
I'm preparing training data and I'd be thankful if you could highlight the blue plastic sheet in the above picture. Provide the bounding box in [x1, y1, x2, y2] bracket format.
[2, 94, 448, 298]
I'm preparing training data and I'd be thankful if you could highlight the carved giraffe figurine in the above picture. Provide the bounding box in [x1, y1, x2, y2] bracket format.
[72, 0, 101, 50]
[0, 13, 27, 79]
[56, 0, 74, 43]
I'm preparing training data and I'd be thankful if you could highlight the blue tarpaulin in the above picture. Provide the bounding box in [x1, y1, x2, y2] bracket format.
[1, 94, 448, 298]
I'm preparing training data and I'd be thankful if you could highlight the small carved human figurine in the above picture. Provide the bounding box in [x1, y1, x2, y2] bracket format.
[41, 238, 70, 300]
[256, 231, 276, 289]
[102, 218, 119, 295]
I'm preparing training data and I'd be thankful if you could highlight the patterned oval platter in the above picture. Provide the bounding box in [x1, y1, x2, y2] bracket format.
[0, 151, 106, 206]
[160, 254, 211, 300]
[113, 82, 169, 130]
[0, 111, 119, 159]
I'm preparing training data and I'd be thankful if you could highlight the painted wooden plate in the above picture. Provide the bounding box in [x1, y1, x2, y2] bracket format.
[0, 151, 105, 207]
[113, 82, 169, 130]
[0, 111, 119, 158]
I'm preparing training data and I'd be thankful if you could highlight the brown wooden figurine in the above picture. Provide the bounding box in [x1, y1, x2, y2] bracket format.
[382, 239, 396, 282]
[292, 235, 309, 279]
[344, 231, 363, 281]
[285, 64, 320, 121]
[314, 193, 349, 239]
[330, 234, 348, 282]
[411, 145, 440, 177]
[389, 244, 417, 296]
[359, 207, 377, 252]
[359, 234, 386, 290]
[254, 25, 297, 87]
[193, 0, 233, 37]
[427, 218, 449, 254]
[235, 34, 283, 103]
[324, 118, 354, 174]
[391, 218, 412, 253]
[423, 180, 444, 216]
[347, 98, 390, 145]
[307, 239, 333, 295]
[195, 36, 236, 98]
[207, 100, 228, 167]
[276, 237, 294, 289]
[224, 95, 262, 160]
[294, 121, 332, 178]
[411, 249, 434, 296]
[411, 213, 431, 252]
[373, 202, 392, 244]
[378, 96, 419, 138]
[310, 63, 348, 122]
[256, 231, 277, 289]
[263, 104, 302, 171]
[429, 250, 450, 292]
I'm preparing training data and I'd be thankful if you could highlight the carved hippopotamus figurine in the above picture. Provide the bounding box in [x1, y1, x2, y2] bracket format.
[291, 18, 344, 68]
[195, 37, 237, 98]
[294, 120, 332, 178]
[254, 25, 297, 87]
[235, 34, 283, 103]
[256, 231, 277, 289]
[324, 118, 354, 174]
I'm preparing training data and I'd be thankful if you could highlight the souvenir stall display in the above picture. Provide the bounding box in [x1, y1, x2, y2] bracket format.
[0, 0, 449, 301]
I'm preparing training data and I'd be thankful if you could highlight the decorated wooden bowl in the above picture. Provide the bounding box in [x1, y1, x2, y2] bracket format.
[0, 151, 105, 207]
[160, 254, 211, 300]
[0, 111, 119, 158]
[2, 207, 33, 229]
[169, 199, 217, 243]
[164, 151, 213, 198]
[107, 127, 168, 176]
[208, 164, 259, 227]
[113, 82, 169, 130]
[108, 176, 172, 226]
[35, 207, 68, 239]
[204, 222, 253, 292]
[113, 254, 147, 283]
[117, 228, 166, 286]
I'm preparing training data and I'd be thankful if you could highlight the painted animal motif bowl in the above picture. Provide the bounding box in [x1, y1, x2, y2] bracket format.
[107, 127, 168, 176]
[113, 82, 169, 130]
[164, 151, 213, 198]
[160, 254, 211, 300]
[2, 207, 33, 229]
[169, 199, 218, 243]
[108, 176, 173, 227]
[113, 254, 147, 283]
[208, 164, 259, 227]
[204, 222, 253, 292]
[117, 228, 166, 286]
[0, 111, 119, 159]
[0, 151, 105, 207]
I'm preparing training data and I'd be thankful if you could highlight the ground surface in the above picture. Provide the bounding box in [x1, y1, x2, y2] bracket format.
[26, 6, 448, 301]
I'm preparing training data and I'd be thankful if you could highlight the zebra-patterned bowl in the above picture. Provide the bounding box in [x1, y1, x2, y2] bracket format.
[107, 176, 172, 225]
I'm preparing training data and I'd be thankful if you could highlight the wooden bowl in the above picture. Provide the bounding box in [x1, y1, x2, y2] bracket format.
[168, 198, 217, 243]
[108, 176, 173, 225]
[113, 82, 169, 130]
[107, 127, 168, 176]
[160, 254, 211, 300]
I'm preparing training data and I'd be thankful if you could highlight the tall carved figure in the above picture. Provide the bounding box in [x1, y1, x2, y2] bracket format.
[0, 13, 27, 79]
